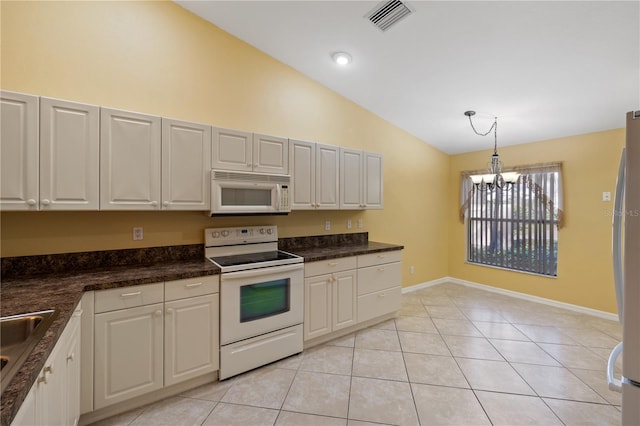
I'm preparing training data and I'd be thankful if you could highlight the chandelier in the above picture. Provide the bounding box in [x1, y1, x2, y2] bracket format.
[464, 110, 519, 190]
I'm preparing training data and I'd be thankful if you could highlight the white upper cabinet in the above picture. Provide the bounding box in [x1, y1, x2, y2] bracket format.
[212, 127, 288, 174]
[290, 140, 339, 210]
[252, 133, 288, 174]
[339, 148, 383, 210]
[339, 148, 363, 209]
[40, 97, 100, 210]
[364, 152, 383, 209]
[161, 118, 211, 210]
[211, 127, 252, 172]
[0, 91, 39, 210]
[100, 108, 161, 210]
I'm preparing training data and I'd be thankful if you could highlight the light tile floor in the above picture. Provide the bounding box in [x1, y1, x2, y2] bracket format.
[91, 283, 623, 426]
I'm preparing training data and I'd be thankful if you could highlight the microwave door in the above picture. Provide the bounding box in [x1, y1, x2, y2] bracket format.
[213, 182, 277, 214]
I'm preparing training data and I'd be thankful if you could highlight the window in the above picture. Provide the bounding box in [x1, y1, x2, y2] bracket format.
[460, 163, 563, 277]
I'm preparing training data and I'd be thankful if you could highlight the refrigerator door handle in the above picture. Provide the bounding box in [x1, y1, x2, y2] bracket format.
[612, 148, 626, 322]
[607, 341, 624, 392]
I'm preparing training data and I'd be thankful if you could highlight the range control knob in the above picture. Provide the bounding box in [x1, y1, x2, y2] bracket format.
[266, 228, 273, 235]
[221, 230, 230, 237]
[259, 228, 266, 234]
[212, 231, 220, 238]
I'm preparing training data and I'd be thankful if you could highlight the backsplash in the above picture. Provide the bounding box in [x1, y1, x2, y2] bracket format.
[278, 232, 368, 251]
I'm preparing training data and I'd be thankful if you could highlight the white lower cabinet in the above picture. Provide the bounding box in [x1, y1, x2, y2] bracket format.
[164, 292, 219, 387]
[94, 302, 164, 410]
[357, 252, 402, 322]
[303, 250, 402, 344]
[304, 257, 357, 340]
[92, 276, 219, 410]
[12, 303, 82, 426]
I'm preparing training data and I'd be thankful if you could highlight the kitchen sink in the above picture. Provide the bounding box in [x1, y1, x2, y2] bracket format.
[1, 310, 59, 393]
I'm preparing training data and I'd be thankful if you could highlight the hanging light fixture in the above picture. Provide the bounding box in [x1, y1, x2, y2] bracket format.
[464, 110, 520, 190]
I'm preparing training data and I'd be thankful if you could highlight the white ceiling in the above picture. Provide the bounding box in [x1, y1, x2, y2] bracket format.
[175, 1, 639, 154]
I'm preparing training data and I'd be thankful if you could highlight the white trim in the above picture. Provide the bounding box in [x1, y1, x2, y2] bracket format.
[402, 276, 618, 322]
[402, 277, 451, 294]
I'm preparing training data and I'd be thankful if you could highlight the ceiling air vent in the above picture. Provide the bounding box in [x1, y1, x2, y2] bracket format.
[365, 0, 413, 32]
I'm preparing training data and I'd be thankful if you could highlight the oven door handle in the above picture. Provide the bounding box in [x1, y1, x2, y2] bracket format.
[222, 263, 303, 280]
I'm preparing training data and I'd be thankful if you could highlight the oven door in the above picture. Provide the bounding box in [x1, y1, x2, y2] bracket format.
[220, 263, 303, 345]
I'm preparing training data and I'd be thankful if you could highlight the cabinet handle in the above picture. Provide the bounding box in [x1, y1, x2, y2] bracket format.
[44, 365, 54, 375]
[27, 199, 37, 206]
[154, 310, 162, 317]
[67, 353, 75, 362]
[185, 282, 202, 288]
[151, 201, 158, 207]
[41, 199, 51, 206]
[377, 254, 386, 258]
[120, 291, 141, 298]
[163, 201, 169, 207]
[166, 308, 174, 315]
[328, 262, 338, 267]
[378, 267, 386, 272]
[37, 372, 48, 385]
[378, 293, 387, 298]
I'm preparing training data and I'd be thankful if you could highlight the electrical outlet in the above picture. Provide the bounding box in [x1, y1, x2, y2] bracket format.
[347, 219, 352, 229]
[603, 192, 611, 201]
[132, 227, 144, 241]
[410, 266, 415, 274]
[357, 219, 363, 229]
[325, 220, 331, 231]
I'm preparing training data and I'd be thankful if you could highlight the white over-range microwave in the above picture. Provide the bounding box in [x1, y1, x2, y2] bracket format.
[210, 170, 291, 215]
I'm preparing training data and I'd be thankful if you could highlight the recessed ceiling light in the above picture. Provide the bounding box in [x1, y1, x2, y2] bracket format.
[331, 51, 352, 66]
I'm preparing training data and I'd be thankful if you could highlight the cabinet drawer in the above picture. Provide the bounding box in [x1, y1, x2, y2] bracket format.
[357, 286, 401, 323]
[357, 262, 401, 296]
[164, 275, 219, 302]
[305, 256, 357, 277]
[95, 283, 164, 313]
[357, 250, 402, 268]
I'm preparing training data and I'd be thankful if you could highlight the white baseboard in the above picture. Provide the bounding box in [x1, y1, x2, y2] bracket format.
[403, 276, 619, 322]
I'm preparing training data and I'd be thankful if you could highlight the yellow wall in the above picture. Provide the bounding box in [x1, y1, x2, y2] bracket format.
[0, 0, 450, 286]
[448, 129, 625, 313]
[0, 1, 624, 313]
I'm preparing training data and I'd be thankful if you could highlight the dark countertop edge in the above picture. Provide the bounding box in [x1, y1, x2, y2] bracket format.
[0, 261, 220, 426]
[0, 242, 402, 426]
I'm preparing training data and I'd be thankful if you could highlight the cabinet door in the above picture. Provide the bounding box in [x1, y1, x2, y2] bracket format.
[316, 144, 339, 209]
[94, 303, 164, 409]
[36, 333, 66, 426]
[161, 118, 211, 210]
[0, 91, 39, 211]
[164, 293, 219, 386]
[40, 97, 100, 211]
[339, 148, 363, 209]
[10, 384, 36, 426]
[332, 270, 357, 331]
[253, 133, 288, 174]
[364, 152, 383, 209]
[100, 108, 161, 210]
[304, 274, 332, 340]
[211, 127, 252, 171]
[289, 139, 315, 210]
[64, 310, 81, 426]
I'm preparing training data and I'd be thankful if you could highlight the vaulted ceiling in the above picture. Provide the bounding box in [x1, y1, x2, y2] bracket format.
[176, 1, 640, 154]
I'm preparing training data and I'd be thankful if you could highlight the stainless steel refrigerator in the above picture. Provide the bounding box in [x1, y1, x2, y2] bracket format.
[608, 110, 640, 425]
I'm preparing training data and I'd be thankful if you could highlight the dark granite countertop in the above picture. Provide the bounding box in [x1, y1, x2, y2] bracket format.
[0, 258, 219, 426]
[287, 241, 403, 262]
